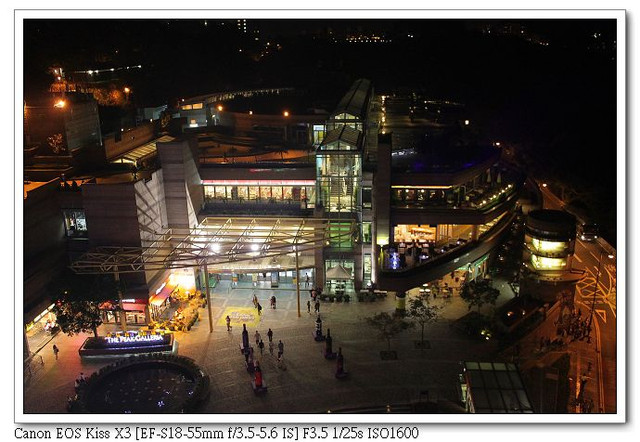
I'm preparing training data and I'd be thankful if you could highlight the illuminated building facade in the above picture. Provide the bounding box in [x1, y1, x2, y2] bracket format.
[520, 209, 582, 302]
[24, 79, 524, 341]
[523, 209, 577, 275]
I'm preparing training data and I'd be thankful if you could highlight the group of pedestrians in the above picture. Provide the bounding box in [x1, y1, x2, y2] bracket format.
[73, 372, 87, 392]
[306, 299, 321, 314]
[554, 308, 593, 343]
[242, 324, 285, 364]
[252, 293, 263, 315]
[306, 288, 322, 314]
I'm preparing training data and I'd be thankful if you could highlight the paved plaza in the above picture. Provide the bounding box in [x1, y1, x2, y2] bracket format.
[23, 279, 535, 414]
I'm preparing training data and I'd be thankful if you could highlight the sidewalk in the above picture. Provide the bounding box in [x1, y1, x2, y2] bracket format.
[23, 280, 519, 415]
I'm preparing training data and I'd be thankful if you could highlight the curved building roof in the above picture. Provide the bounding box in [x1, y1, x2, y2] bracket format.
[330, 78, 372, 121]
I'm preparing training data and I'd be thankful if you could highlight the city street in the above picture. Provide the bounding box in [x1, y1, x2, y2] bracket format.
[539, 183, 617, 413]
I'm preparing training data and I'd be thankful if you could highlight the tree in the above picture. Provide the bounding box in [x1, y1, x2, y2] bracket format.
[407, 295, 441, 344]
[50, 270, 118, 337]
[364, 312, 414, 351]
[460, 279, 500, 313]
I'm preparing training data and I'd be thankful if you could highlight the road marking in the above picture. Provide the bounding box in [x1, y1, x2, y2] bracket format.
[574, 254, 583, 263]
[595, 309, 607, 323]
[589, 251, 600, 262]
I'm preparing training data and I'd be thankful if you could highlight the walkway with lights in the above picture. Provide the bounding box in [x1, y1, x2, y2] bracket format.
[23, 279, 521, 415]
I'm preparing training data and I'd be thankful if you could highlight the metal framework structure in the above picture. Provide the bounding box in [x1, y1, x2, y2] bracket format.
[70, 217, 358, 275]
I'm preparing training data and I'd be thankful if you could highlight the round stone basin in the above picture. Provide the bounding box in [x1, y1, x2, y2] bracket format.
[75, 356, 209, 414]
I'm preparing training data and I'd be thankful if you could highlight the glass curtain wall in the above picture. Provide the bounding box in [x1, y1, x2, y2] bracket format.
[204, 185, 315, 206]
[316, 154, 361, 212]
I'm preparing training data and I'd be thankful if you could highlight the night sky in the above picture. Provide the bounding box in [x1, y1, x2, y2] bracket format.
[22, 18, 618, 243]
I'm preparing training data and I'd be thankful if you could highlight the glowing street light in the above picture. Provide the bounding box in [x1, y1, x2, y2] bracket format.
[542, 183, 548, 188]
[464, 119, 470, 126]
[217, 105, 223, 112]
[54, 99, 66, 108]
[283, 110, 290, 117]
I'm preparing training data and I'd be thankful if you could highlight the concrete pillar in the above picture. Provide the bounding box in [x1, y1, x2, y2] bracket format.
[295, 250, 301, 317]
[354, 247, 363, 292]
[315, 245, 325, 289]
[203, 262, 214, 333]
[114, 272, 127, 332]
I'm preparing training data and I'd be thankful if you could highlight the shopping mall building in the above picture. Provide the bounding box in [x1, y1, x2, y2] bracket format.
[23, 79, 525, 346]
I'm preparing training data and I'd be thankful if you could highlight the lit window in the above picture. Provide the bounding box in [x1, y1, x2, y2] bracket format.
[531, 255, 566, 270]
[192, 103, 203, 110]
[63, 209, 88, 238]
[531, 238, 567, 253]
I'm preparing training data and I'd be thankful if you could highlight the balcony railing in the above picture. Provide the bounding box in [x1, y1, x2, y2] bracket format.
[391, 182, 519, 213]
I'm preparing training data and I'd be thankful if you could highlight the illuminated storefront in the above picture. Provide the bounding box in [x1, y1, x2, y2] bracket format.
[393, 224, 438, 243]
[100, 298, 148, 325]
[25, 303, 57, 353]
[528, 238, 571, 257]
[530, 255, 567, 271]
[203, 180, 315, 207]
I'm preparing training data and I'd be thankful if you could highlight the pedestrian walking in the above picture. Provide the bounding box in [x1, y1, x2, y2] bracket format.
[277, 340, 284, 360]
[305, 274, 310, 287]
[257, 303, 262, 315]
[268, 340, 274, 355]
[270, 295, 277, 309]
[314, 300, 320, 313]
[225, 315, 232, 331]
[258, 339, 265, 355]
[242, 323, 249, 350]
[307, 299, 311, 314]
[267, 328, 273, 342]
[336, 347, 345, 377]
[52, 344, 59, 360]
[254, 330, 261, 346]
[252, 293, 258, 307]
